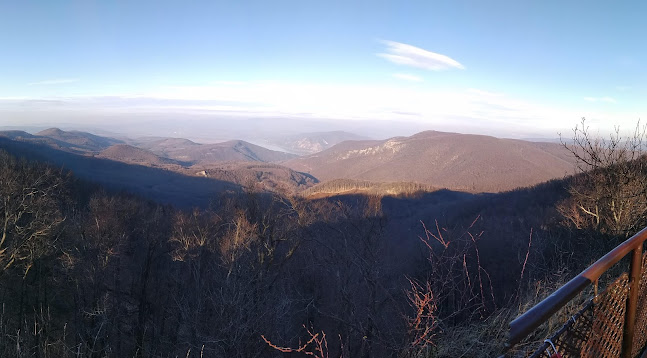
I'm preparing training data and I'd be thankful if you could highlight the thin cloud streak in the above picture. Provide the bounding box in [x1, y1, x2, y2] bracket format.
[28, 78, 80, 86]
[378, 40, 464, 71]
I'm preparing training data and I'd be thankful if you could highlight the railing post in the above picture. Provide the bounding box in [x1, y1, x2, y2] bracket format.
[622, 245, 642, 358]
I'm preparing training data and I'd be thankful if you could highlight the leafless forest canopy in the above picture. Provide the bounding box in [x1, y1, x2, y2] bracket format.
[1, 119, 646, 357]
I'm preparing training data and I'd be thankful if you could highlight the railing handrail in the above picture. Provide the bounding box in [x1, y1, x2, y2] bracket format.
[507, 225, 647, 347]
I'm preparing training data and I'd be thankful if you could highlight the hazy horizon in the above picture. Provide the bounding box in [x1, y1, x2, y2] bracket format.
[2, 1, 645, 140]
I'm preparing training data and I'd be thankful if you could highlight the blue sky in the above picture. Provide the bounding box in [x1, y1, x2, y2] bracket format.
[1, 0, 645, 137]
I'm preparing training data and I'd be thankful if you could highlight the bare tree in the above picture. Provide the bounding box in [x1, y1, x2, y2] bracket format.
[167, 192, 315, 357]
[0, 151, 66, 277]
[559, 118, 647, 237]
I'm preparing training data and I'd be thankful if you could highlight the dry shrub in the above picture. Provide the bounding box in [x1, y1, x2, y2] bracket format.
[262, 325, 343, 358]
[433, 268, 590, 358]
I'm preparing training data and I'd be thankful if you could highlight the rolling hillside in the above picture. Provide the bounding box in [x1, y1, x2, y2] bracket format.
[133, 137, 297, 164]
[96, 144, 182, 167]
[0, 137, 240, 207]
[36, 128, 123, 151]
[1, 128, 297, 165]
[284, 130, 577, 193]
[187, 162, 318, 192]
[0, 136, 316, 204]
[0, 128, 124, 154]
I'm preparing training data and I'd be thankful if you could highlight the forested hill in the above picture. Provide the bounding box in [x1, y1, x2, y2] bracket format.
[0, 143, 614, 357]
[284, 130, 576, 192]
[0, 136, 241, 207]
[0, 137, 318, 207]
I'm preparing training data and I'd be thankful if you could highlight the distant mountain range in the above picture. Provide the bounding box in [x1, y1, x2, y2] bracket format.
[0, 127, 579, 198]
[36, 127, 124, 151]
[130, 137, 296, 164]
[283, 130, 576, 193]
[1, 128, 298, 164]
[0, 128, 316, 203]
[0, 129, 123, 154]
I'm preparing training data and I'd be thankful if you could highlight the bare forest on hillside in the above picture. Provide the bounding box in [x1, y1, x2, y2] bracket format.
[1, 120, 647, 357]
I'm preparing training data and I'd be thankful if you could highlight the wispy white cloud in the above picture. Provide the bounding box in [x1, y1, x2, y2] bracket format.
[392, 73, 423, 82]
[584, 96, 617, 104]
[28, 78, 80, 86]
[615, 85, 632, 91]
[378, 40, 464, 71]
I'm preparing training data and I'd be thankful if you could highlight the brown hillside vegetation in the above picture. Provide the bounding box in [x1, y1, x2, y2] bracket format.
[134, 137, 297, 164]
[284, 130, 577, 192]
[0, 128, 121, 154]
[0, 137, 242, 207]
[97, 144, 182, 167]
[185, 162, 318, 192]
[1, 129, 298, 166]
[0, 130, 313, 198]
[2, 126, 645, 357]
[36, 127, 123, 151]
[0, 144, 605, 358]
[0, 130, 38, 141]
[302, 178, 436, 198]
[0, 136, 315, 205]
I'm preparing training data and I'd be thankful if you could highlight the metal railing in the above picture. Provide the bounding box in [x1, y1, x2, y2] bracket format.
[501, 226, 647, 357]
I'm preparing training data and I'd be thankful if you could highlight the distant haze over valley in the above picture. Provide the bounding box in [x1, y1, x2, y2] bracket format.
[0, 109, 573, 145]
[0, 125, 578, 206]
